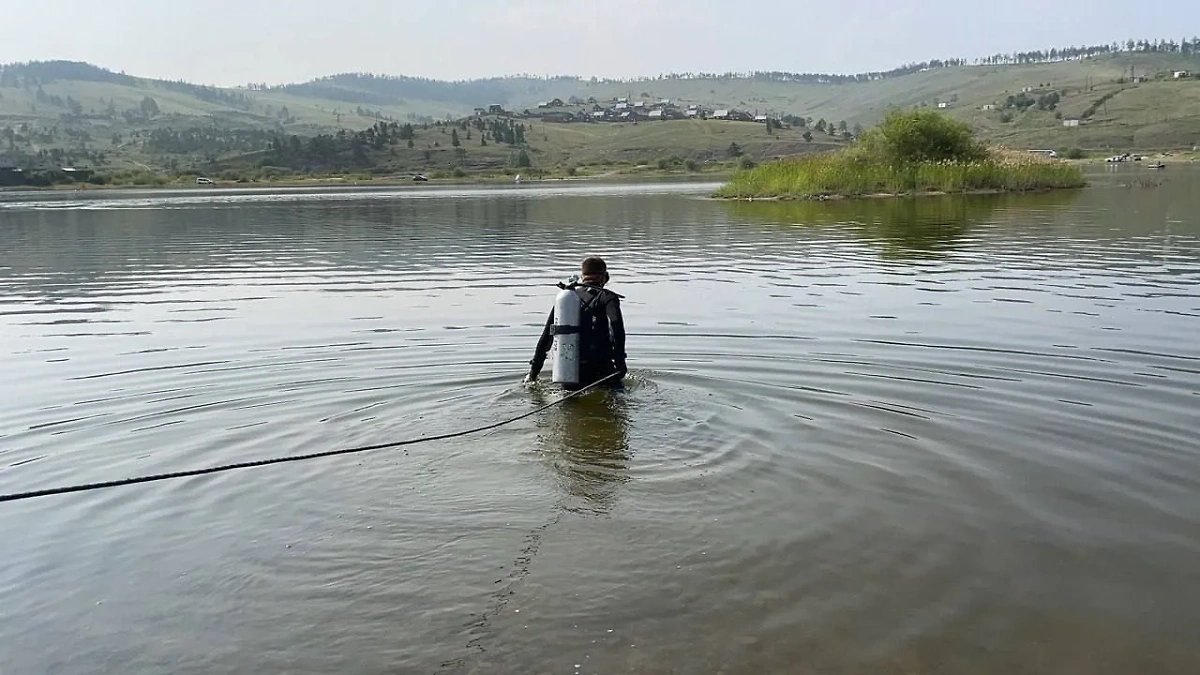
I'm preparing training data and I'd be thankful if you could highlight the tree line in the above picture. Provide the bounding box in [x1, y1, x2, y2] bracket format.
[978, 38, 1200, 65]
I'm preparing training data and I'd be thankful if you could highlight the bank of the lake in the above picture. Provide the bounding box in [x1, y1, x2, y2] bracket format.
[0, 163, 737, 193]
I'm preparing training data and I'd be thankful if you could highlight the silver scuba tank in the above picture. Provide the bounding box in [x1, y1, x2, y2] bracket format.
[551, 286, 582, 386]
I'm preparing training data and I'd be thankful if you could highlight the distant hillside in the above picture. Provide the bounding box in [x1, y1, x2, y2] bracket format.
[2, 38, 1199, 183]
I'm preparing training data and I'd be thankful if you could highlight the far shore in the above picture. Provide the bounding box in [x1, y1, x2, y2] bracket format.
[0, 165, 736, 194]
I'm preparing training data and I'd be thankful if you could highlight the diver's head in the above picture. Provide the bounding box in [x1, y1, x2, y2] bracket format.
[581, 256, 609, 287]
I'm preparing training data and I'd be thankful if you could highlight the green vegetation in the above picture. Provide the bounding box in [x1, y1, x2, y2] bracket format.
[715, 109, 1087, 199]
[1, 39, 1198, 188]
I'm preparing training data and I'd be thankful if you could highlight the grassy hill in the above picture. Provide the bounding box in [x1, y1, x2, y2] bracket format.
[1, 46, 1198, 185]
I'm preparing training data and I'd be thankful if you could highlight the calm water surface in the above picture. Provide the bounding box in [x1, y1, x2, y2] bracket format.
[2, 168, 1199, 674]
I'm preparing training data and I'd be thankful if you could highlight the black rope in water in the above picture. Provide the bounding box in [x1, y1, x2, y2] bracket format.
[0, 372, 620, 504]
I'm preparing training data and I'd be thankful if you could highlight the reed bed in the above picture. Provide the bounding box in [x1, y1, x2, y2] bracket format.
[716, 150, 1086, 199]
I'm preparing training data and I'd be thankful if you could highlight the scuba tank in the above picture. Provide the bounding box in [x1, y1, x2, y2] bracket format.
[551, 277, 583, 386]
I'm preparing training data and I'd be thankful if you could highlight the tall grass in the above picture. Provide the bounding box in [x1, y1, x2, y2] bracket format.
[715, 109, 1086, 199]
[715, 152, 1086, 198]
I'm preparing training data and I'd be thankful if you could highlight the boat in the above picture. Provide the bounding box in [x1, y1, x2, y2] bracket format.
[1147, 162, 1166, 169]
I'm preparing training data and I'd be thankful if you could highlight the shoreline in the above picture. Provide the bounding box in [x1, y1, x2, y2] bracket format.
[0, 165, 738, 194]
[713, 185, 1089, 202]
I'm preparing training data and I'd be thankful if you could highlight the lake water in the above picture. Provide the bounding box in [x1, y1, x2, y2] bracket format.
[2, 167, 1199, 674]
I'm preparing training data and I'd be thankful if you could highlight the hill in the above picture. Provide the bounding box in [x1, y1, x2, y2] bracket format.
[1, 40, 1198, 185]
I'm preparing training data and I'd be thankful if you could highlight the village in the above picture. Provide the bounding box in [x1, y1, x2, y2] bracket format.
[475, 97, 776, 125]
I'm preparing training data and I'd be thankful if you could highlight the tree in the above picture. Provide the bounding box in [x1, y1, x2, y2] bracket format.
[139, 96, 160, 118]
[451, 128, 460, 147]
[516, 149, 531, 167]
[838, 120, 848, 133]
[765, 118, 774, 134]
[858, 109, 987, 164]
[803, 131, 813, 143]
[728, 141, 743, 157]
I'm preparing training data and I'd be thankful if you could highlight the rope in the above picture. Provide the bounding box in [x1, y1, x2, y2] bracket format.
[0, 372, 620, 504]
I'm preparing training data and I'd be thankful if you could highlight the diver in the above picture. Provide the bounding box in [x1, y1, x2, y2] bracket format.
[524, 256, 627, 390]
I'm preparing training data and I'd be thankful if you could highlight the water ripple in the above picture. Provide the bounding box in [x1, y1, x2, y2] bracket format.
[3, 178, 1200, 675]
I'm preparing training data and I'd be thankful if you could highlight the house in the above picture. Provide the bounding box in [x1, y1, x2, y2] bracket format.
[61, 167, 93, 181]
[1063, 118, 1080, 127]
[685, 109, 699, 118]
[615, 102, 628, 111]
[717, 110, 753, 122]
[937, 102, 949, 109]
[982, 104, 996, 111]
[488, 104, 504, 114]
[1174, 71, 1190, 79]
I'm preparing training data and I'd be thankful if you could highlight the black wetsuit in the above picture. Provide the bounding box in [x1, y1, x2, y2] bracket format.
[528, 283, 626, 388]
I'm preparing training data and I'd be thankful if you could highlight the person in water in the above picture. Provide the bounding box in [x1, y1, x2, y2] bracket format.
[525, 256, 627, 388]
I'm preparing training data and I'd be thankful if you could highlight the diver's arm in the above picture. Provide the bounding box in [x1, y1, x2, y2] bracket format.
[607, 297, 627, 375]
[528, 308, 555, 379]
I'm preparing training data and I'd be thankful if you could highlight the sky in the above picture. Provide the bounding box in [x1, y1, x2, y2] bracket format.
[0, 0, 1192, 86]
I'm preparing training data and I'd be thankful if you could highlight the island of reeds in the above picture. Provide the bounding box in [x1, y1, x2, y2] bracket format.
[715, 109, 1087, 200]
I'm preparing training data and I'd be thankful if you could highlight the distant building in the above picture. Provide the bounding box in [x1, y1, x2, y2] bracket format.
[712, 109, 730, 119]
[62, 167, 92, 178]
[488, 104, 504, 114]
[982, 104, 996, 111]
[937, 102, 949, 108]
[1063, 118, 1080, 127]
[648, 109, 665, 120]
[1174, 71, 1191, 79]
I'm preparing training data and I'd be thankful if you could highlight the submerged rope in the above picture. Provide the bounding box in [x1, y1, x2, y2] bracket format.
[0, 372, 620, 504]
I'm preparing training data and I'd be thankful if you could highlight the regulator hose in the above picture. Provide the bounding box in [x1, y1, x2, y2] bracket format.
[0, 372, 620, 504]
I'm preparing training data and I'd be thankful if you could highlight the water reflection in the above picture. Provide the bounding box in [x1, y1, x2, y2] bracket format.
[528, 387, 631, 516]
[723, 192, 1077, 259]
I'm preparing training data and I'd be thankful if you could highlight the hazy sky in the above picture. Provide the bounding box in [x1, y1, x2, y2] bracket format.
[0, 0, 1191, 85]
